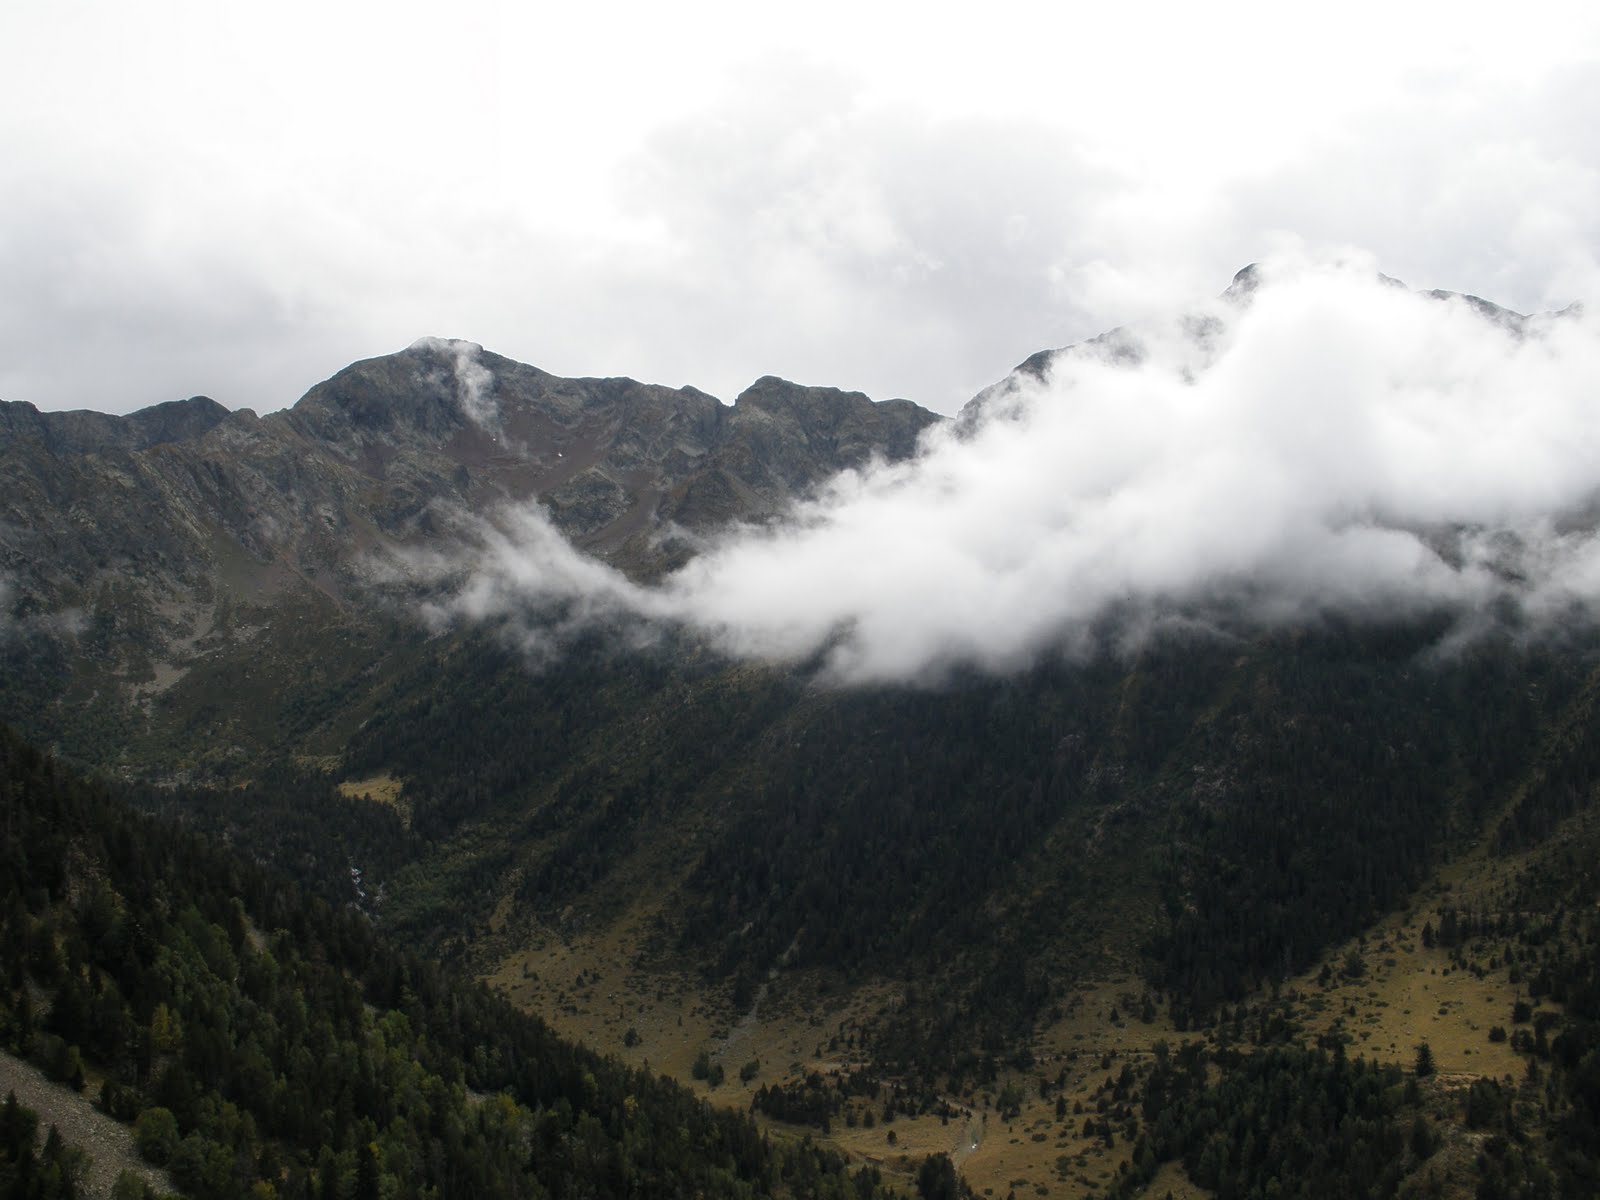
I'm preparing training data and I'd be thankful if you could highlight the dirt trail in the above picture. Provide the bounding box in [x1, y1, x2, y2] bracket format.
[0, 1050, 174, 1198]
[951, 1108, 985, 1166]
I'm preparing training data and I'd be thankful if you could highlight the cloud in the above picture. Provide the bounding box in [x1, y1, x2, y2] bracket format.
[1221, 65, 1600, 317]
[598, 68, 1127, 409]
[0, 575, 88, 644]
[7, 15, 1600, 418]
[407, 505, 665, 665]
[0, 173, 361, 413]
[423, 254, 1600, 682]
[410, 338, 501, 433]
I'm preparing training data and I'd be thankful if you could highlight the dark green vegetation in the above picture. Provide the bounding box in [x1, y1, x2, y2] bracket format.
[1110, 1043, 1427, 1200]
[1449, 811, 1600, 1199]
[1099, 801, 1600, 1200]
[318, 611, 1600, 1199]
[0, 725, 898, 1199]
[750, 1071, 914, 1135]
[324, 615, 1598, 1067]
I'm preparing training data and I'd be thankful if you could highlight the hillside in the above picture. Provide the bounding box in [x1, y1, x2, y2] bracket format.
[0, 723, 902, 1198]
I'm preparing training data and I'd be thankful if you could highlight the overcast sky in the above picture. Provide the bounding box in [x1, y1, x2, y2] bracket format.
[4, 0, 1600, 416]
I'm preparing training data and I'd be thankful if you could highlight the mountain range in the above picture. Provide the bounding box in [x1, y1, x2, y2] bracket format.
[5, 270, 1600, 1199]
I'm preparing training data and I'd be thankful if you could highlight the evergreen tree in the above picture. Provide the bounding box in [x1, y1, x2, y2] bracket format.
[1413, 1042, 1435, 1078]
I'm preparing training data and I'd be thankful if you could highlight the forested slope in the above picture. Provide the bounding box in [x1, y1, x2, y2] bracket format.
[317, 613, 1600, 1074]
[0, 724, 900, 1199]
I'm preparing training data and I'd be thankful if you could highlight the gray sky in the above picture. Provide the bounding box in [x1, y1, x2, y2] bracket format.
[4, 0, 1600, 415]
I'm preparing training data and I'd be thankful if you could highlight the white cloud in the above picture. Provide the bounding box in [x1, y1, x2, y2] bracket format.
[0, 575, 89, 643]
[428, 255, 1600, 681]
[411, 338, 500, 433]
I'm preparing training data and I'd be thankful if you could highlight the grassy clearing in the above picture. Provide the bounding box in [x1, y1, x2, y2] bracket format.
[1280, 840, 1559, 1085]
[492, 909, 1206, 1200]
[943, 979, 1194, 1199]
[336, 771, 409, 822]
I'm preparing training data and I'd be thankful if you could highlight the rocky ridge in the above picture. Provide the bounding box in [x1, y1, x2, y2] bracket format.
[0, 340, 939, 766]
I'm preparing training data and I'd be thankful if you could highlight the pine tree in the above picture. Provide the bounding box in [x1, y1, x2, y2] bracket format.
[1413, 1042, 1435, 1078]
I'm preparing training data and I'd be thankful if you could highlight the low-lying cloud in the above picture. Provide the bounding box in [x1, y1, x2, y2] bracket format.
[0, 575, 87, 644]
[425, 254, 1600, 683]
[412, 338, 501, 433]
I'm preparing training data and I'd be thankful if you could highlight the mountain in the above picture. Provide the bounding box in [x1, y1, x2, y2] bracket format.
[6, 278, 1600, 1199]
[0, 340, 938, 769]
[2, 338, 937, 604]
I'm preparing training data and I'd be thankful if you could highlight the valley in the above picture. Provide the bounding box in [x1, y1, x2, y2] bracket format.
[474, 789, 1587, 1199]
[5, 277, 1600, 1198]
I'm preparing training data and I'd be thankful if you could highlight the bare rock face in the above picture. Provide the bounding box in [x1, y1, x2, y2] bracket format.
[274, 341, 942, 561]
[0, 341, 940, 762]
[4, 340, 940, 598]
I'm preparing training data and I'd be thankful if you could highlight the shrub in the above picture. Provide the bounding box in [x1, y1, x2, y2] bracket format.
[134, 1106, 179, 1166]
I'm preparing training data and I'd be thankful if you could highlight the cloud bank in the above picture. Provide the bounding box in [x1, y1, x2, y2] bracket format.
[423, 255, 1600, 683]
